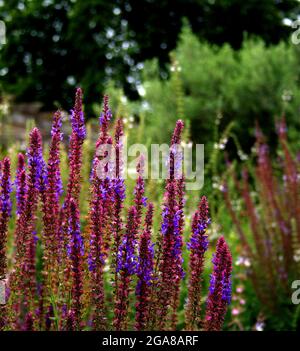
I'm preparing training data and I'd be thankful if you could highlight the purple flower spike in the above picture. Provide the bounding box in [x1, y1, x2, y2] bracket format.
[15, 153, 27, 215]
[114, 207, 138, 330]
[70, 87, 86, 140]
[205, 236, 232, 331]
[42, 111, 64, 297]
[185, 197, 210, 330]
[134, 155, 146, 227]
[26, 127, 47, 194]
[0, 157, 12, 285]
[156, 120, 185, 330]
[69, 198, 84, 330]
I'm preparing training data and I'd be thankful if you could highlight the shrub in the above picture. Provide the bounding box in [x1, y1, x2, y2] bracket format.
[108, 24, 300, 155]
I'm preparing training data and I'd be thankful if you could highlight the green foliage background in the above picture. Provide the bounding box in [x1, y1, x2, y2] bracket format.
[106, 24, 300, 155]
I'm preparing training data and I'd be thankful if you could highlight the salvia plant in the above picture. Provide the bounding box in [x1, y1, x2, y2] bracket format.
[0, 88, 232, 331]
[223, 118, 300, 328]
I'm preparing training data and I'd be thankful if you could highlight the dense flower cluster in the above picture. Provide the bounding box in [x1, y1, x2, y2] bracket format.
[135, 203, 154, 331]
[12, 128, 44, 329]
[0, 157, 12, 329]
[42, 111, 63, 296]
[69, 198, 84, 330]
[156, 120, 185, 329]
[15, 154, 27, 216]
[0, 89, 232, 331]
[185, 196, 210, 330]
[205, 237, 232, 331]
[114, 206, 139, 330]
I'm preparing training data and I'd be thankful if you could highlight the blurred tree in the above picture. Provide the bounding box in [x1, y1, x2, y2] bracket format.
[109, 25, 300, 155]
[0, 0, 115, 110]
[0, 0, 299, 112]
[119, 0, 299, 61]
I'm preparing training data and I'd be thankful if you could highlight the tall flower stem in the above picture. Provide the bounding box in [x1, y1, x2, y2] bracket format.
[112, 119, 125, 299]
[185, 196, 209, 330]
[42, 111, 63, 304]
[69, 198, 84, 330]
[156, 120, 184, 330]
[135, 203, 154, 331]
[88, 176, 107, 330]
[88, 95, 114, 329]
[15, 153, 27, 216]
[0, 157, 12, 330]
[114, 207, 138, 330]
[61, 88, 86, 303]
[13, 128, 43, 328]
[204, 236, 232, 331]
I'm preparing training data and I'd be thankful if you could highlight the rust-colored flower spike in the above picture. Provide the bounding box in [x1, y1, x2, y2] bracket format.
[88, 174, 107, 331]
[112, 118, 126, 300]
[185, 196, 210, 331]
[66, 87, 86, 205]
[23, 312, 34, 331]
[171, 119, 184, 146]
[11, 129, 43, 328]
[91, 97, 114, 255]
[255, 125, 291, 279]
[155, 119, 185, 330]
[71, 87, 86, 141]
[114, 118, 124, 179]
[42, 110, 63, 297]
[171, 160, 185, 328]
[98, 94, 112, 146]
[87, 95, 114, 330]
[277, 116, 300, 246]
[135, 202, 154, 331]
[204, 236, 232, 331]
[60, 89, 86, 301]
[65, 310, 75, 331]
[169, 119, 184, 181]
[134, 154, 147, 228]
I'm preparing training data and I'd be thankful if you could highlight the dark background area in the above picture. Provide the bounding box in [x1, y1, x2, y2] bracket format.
[0, 0, 299, 111]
